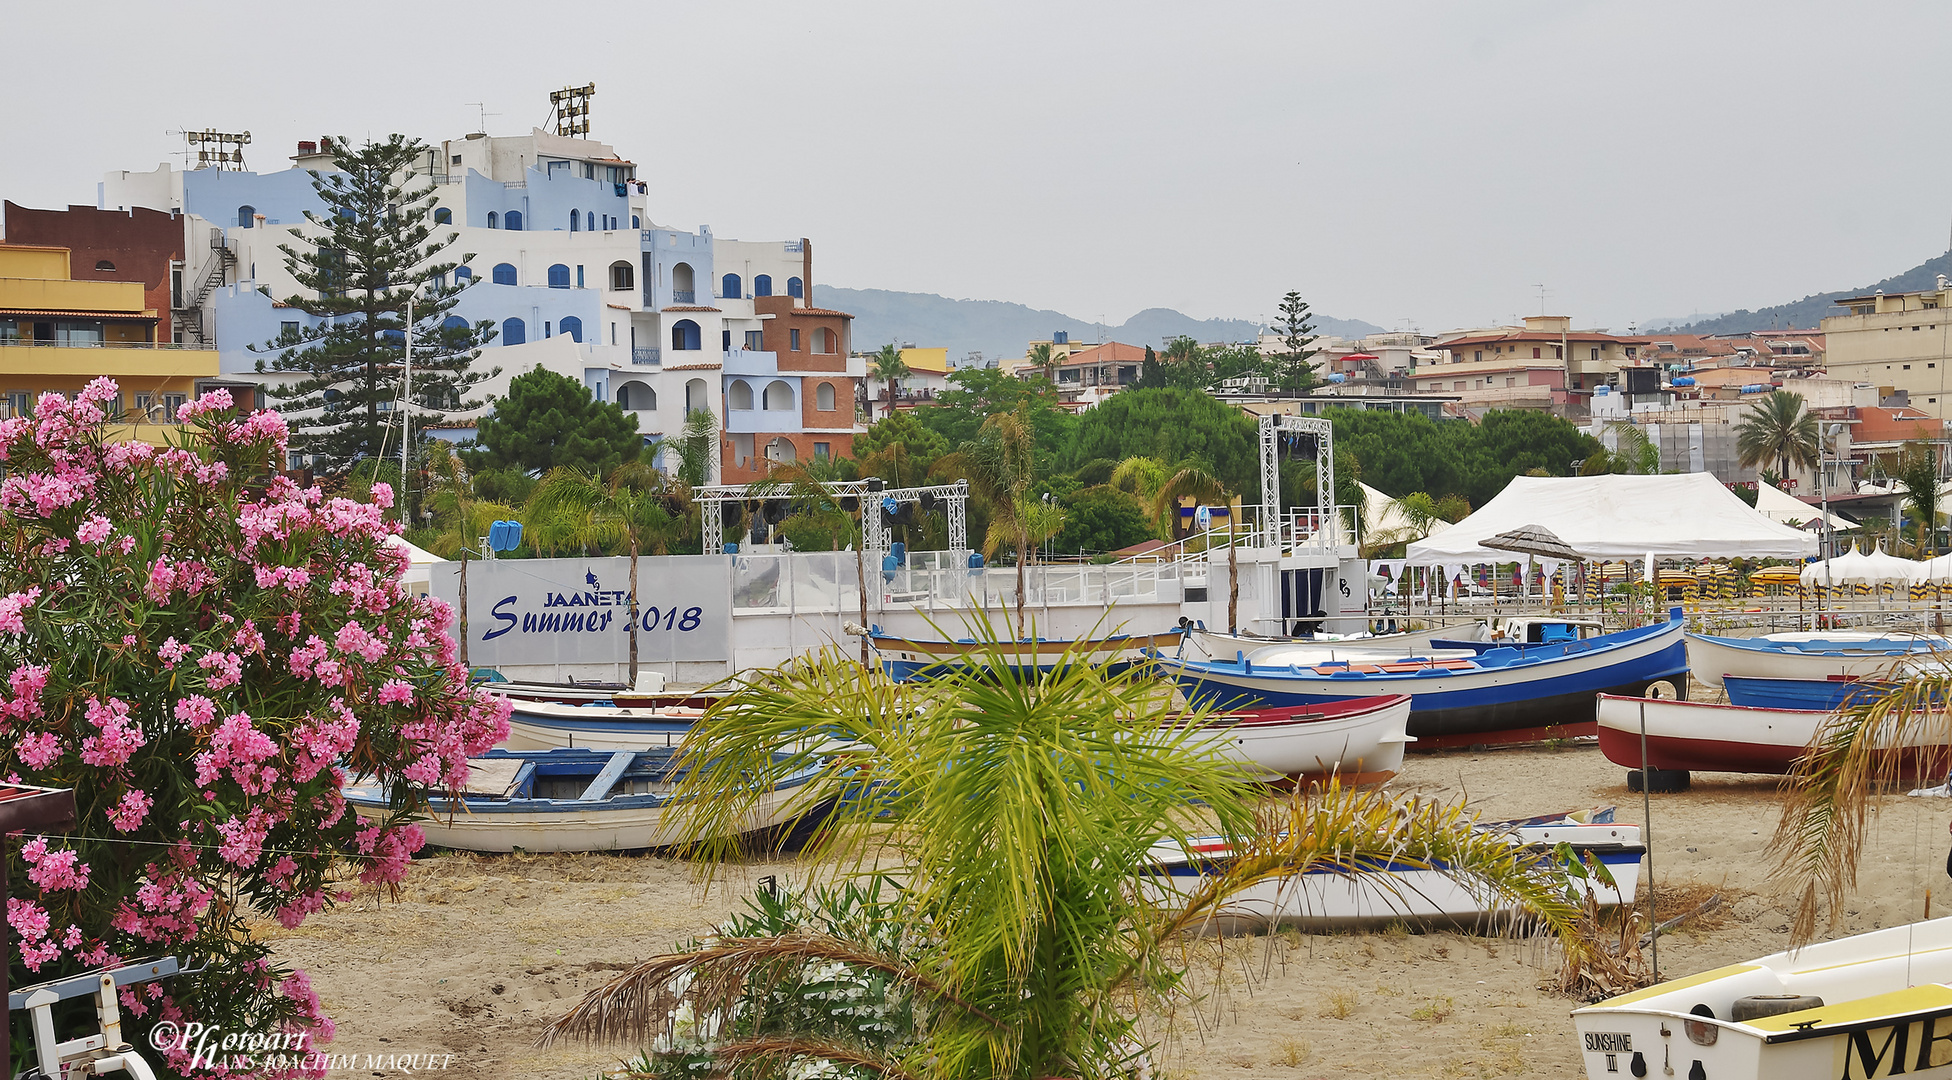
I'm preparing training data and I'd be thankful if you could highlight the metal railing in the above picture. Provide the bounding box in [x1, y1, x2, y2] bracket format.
[727, 550, 1189, 617]
[671, 290, 695, 304]
[0, 339, 215, 351]
[631, 346, 661, 365]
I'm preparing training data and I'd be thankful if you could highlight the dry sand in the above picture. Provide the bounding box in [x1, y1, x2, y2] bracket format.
[264, 742, 1952, 1079]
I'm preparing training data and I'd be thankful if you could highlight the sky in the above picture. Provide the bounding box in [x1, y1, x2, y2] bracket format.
[5, 1, 1951, 335]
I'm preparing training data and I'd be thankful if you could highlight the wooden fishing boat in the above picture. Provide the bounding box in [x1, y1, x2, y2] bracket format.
[866, 625, 1184, 682]
[1571, 915, 1952, 1080]
[1189, 695, 1413, 782]
[1684, 631, 1946, 690]
[343, 748, 830, 853]
[499, 698, 701, 752]
[1157, 610, 1689, 747]
[1722, 674, 1897, 712]
[1143, 811, 1642, 934]
[1594, 693, 1952, 778]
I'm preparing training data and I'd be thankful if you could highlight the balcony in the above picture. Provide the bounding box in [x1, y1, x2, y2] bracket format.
[724, 407, 801, 435]
[721, 348, 780, 376]
[631, 346, 661, 366]
[671, 290, 696, 304]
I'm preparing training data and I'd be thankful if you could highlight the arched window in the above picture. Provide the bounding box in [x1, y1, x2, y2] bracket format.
[787, 276, 804, 299]
[94, 260, 116, 273]
[237, 205, 255, 228]
[569, 210, 579, 232]
[721, 273, 741, 299]
[763, 380, 793, 411]
[454, 265, 473, 281]
[492, 263, 517, 285]
[764, 437, 797, 465]
[442, 315, 468, 331]
[609, 261, 634, 290]
[585, 210, 595, 231]
[728, 380, 754, 410]
[754, 274, 773, 297]
[560, 316, 583, 343]
[487, 212, 499, 229]
[547, 264, 570, 289]
[632, 215, 640, 229]
[811, 328, 834, 354]
[434, 207, 452, 225]
[617, 381, 655, 411]
[505, 210, 523, 231]
[672, 262, 694, 303]
[816, 382, 836, 411]
[671, 319, 701, 351]
[502, 317, 526, 346]
[685, 378, 707, 412]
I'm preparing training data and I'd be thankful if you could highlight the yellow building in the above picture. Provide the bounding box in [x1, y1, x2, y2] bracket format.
[1822, 282, 1952, 418]
[0, 245, 216, 441]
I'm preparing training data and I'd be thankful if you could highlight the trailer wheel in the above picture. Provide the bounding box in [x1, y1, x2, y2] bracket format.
[1644, 679, 1680, 700]
[1627, 767, 1691, 793]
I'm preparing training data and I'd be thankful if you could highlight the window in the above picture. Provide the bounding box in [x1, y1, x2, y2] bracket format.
[1905, 364, 1912, 370]
[238, 205, 255, 228]
[755, 274, 773, 298]
[814, 441, 830, 461]
[745, 330, 764, 351]
[94, 260, 116, 272]
[560, 316, 583, 343]
[451, 154, 462, 166]
[723, 329, 732, 351]
[547, 264, 570, 289]
[686, 378, 707, 412]
[585, 211, 595, 231]
[790, 328, 800, 351]
[787, 276, 803, 299]
[434, 208, 452, 225]
[577, 265, 585, 288]
[455, 265, 472, 281]
[544, 321, 551, 338]
[763, 380, 793, 410]
[505, 210, 522, 231]
[492, 263, 517, 285]
[610, 261, 634, 290]
[1590, 347, 1599, 362]
[722, 273, 742, 299]
[632, 215, 640, 229]
[569, 210, 579, 232]
[502, 317, 526, 346]
[487, 212, 498, 229]
[671, 319, 701, 351]
[817, 382, 836, 410]
[729, 380, 754, 410]
[443, 315, 468, 331]
[1473, 350, 1482, 362]
[280, 321, 299, 337]
[1554, 346, 1562, 359]
[1532, 347, 1541, 358]
[812, 328, 834, 354]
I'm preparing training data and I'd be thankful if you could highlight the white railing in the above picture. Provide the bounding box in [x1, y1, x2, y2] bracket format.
[726, 550, 1188, 617]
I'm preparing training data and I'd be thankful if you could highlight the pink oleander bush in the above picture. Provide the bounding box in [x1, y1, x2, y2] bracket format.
[0, 380, 509, 1077]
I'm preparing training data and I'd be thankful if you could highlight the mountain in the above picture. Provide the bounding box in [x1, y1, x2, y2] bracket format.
[1664, 250, 1952, 335]
[812, 286, 1384, 362]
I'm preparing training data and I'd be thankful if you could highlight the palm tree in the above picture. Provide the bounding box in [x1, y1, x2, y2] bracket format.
[867, 344, 911, 420]
[1107, 456, 1172, 534]
[542, 638, 1592, 1079]
[1889, 442, 1943, 557]
[526, 462, 690, 682]
[1736, 390, 1820, 482]
[1151, 464, 1234, 627]
[1603, 420, 1661, 475]
[1027, 342, 1059, 382]
[938, 408, 1058, 637]
[669, 408, 717, 487]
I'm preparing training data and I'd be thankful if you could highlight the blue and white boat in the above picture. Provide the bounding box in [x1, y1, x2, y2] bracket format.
[1144, 810, 1643, 933]
[1156, 609, 1689, 746]
[344, 748, 831, 853]
[1721, 674, 1899, 712]
[865, 626, 1184, 682]
[1684, 630, 1946, 690]
[499, 698, 699, 752]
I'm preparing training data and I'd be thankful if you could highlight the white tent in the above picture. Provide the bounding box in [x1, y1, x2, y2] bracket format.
[1754, 481, 1855, 532]
[1359, 482, 1452, 545]
[384, 534, 445, 589]
[1405, 474, 1817, 563]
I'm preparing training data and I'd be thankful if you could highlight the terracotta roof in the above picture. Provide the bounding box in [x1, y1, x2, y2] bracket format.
[662, 305, 722, 313]
[605, 302, 633, 311]
[1438, 331, 1641, 348]
[663, 362, 721, 371]
[785, 307, 853, 318]
[1057, 341, 1146, 365]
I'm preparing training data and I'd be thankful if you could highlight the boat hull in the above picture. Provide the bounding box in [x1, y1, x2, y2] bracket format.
[1196, 696, 1412, 781]
[1165, 617, 1688, 744]
[1572, 916, 1952, 1080]
[499, 699, 699, 752]
[1596, 694, 1952, 777]
[1147, 821, 1642, 933]
[870, 630, 1183, 682]
[1723, 675, 1895, 712]
[1685, 632, 1941, 690]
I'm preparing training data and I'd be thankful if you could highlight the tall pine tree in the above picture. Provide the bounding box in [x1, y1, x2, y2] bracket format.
[255, 134, 497, 476]
[1268, 290, 1319, 396]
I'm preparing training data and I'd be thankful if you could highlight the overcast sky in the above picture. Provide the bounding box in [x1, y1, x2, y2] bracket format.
[6, 1, 1949, 334]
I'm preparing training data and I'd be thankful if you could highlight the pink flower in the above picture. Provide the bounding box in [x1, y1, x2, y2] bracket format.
[157, 637, 189, 668]
[106, 789, 152, 832]
[76, 514, 112, 546]
[173, 695, 217, 730]
[376, 679, 414, 707]
[78, 696, 144, 767]
[196, 649, 244, 689]
[0, 586, 43, 634]
[16, 732, 61, 769]
[24, 844, 91, 892]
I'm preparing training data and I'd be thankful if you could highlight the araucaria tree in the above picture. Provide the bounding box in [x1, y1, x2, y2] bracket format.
[1268, 290, 1319, 396]
[257, 134, 496, 476]
[0, 382, 509, 1072]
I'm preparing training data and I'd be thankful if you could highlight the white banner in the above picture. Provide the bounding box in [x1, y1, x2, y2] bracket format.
[432, 555, 733, 670]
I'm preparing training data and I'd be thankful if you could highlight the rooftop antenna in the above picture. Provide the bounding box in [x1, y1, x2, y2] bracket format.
[1535, 283, 1549, 316]
[464, 103, 499, 135]
[548, 84, 596, 137]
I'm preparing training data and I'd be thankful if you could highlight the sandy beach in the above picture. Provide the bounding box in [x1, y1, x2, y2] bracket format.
[266, 740, 1952, 1079]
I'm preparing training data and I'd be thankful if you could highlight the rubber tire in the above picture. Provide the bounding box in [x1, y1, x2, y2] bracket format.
[1730, 994, 1825, 1022]
[1644, 679, 1681, 701]
[1627, 767, 1691, 793]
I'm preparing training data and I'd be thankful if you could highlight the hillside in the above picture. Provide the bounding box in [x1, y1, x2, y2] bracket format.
[813, 285, 1383, 362]
[1665, 250, 1952, 335]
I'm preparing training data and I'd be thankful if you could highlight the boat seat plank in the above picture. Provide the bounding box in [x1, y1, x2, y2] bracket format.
[1750, 982, 1952, 1037]
[462, 759, 525, 798]
[579, 751, 637, 803]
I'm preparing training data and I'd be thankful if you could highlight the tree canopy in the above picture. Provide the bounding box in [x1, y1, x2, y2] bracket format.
[1066, 389, 1261, 494]
[471, 365, 643, 476]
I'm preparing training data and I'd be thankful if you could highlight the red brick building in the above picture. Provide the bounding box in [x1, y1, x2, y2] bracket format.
[716, 295, 857, 483]
[3, 202, 184, 336]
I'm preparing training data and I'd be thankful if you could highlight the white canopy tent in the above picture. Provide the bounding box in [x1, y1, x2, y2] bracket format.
[1754, 481, 1855, 532]
[1406, 474, 1818, 564]
[384, 534, 444, 590]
